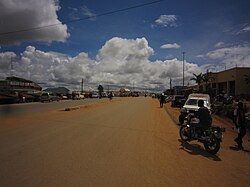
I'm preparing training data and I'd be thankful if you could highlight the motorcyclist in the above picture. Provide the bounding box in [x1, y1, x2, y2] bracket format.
[197, 100, 212, 137]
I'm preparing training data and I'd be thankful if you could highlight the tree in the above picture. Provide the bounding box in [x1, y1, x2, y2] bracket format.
[190, 73, 203, 92]
[202, 71, 215, 93]
[98, 85, 104, 98]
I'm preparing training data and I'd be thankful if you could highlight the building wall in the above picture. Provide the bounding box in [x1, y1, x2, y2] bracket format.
[199, 67, 250, 96]
[0, 76, 42, 93]
[235, 68, 250, 95]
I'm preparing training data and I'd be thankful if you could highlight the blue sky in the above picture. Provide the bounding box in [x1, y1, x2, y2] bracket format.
[0, 0, 249, 91]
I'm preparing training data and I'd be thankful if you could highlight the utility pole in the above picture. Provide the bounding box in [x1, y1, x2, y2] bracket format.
[10, 56, 14, 76]
[81, 78, 83, 93]
[170, 78, 172, 89]
[182, 52, 185, 86]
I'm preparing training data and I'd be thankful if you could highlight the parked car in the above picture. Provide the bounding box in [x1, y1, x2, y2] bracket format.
[91, 93, 99, 98]
[41, 92, 60, 102]
[62, 95, 69, 100]
[179, 93, 211, 124]
[79, 94, 85, 99]
[171, 95, 186, 108]
[165, 95, 173, 103]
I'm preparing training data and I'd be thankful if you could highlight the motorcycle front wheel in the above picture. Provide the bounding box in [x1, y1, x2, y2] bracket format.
[204, 136, 220, 154]
[179, 126, 190, 141]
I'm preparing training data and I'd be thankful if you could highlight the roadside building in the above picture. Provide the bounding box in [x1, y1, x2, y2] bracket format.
[172, 86, 188, 95]
[0, 76, 41, 93]
[199, 67, 250, 97]
[0, 76, 42, 104]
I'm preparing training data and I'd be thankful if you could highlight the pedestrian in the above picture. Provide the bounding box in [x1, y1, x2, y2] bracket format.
[108, 92, 113, 101]
[232, 98, 239, 124]
[159, 93, 165, 108]
[234, 102, 246, 149]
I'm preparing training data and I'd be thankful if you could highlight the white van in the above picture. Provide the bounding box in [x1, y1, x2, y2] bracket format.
[179, 93, 211, 124]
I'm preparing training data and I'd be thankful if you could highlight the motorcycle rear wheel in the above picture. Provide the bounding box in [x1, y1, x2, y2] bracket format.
[204, 136, 220, 154]
[179, 126, 189, 141]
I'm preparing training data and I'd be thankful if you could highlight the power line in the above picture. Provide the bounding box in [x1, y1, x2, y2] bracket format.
[0, 0, 165, 36]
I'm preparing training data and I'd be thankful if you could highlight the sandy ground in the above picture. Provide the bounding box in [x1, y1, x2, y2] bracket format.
[0, 97, 249, 187]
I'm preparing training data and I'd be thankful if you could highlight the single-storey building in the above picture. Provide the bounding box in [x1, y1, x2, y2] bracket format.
[199, 67, 250, 97]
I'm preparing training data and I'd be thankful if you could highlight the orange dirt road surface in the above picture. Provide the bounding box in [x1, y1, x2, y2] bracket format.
[0, 97, 250, 187]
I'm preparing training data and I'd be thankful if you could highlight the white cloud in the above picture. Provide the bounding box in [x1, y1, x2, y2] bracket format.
[5, 39, 249, 91]
[81, 6, 96, 20]
[203, 44, 250, 70]
[154, 15, 177, 27]
[68, 7, 80, 20]
[236, 25, 250, 35]
[242, 26, 250, 32]
[196, 54, 204, 58]
[0, 52, 16, 78]
[0, 37, 203, 91]
[0, 0, 69, 45]
[214, 42, 224, 48]
[161, 43, 180, 49]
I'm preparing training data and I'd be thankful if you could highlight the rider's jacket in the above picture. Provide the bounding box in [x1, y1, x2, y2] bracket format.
[197, 106, 212, 129]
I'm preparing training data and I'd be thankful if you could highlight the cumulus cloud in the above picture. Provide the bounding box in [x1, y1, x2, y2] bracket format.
[161, 43, 180, 49]
[203, 44, 250, 71]
[0, 52, 16, 69]
[0, 52, 16, 78]
[5, 38, 249, 91]
[154, 15, 177, 27]
[0, 37, 203, 91]
[0, 0, 69, 45]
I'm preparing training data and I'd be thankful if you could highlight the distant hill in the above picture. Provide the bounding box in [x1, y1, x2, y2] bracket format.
[44, 87, 70, 95]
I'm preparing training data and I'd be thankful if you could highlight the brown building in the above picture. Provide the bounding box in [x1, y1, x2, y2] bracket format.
[0, 76, 42, 104]
[0, 76, 42, 93]
[199, 67, 250, 96]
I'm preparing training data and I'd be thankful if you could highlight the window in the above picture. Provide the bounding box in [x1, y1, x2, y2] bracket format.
[186, 99, 197, 106]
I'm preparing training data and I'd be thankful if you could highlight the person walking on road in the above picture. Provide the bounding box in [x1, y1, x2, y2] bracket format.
[108, 92, 113, 101]
[234, 101, 246, 150]
[159, 94, 165, 108]
[233, 98, 239, 124]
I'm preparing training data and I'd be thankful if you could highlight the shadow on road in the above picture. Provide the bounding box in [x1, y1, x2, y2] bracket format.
[178, 139, 222, 161]
[0, 104, 13, 117]
[229, 146, 250, 155]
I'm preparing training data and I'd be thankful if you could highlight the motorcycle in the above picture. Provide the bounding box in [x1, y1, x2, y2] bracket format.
[179, 113, 225, 154]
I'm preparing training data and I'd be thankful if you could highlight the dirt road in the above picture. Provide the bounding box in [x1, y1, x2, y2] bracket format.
[0, 97, 249, 187]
